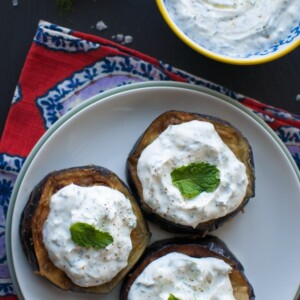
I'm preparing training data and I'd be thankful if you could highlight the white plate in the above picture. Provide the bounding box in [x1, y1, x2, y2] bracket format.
[6, 82, 300, 299]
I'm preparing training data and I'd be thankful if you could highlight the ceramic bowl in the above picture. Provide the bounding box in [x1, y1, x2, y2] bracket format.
[156, 0, 300, 65]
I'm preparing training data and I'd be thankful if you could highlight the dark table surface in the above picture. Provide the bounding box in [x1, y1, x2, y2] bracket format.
[1, 0, 300, 138]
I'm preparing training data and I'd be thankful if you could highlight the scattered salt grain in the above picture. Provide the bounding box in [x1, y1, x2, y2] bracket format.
[12, 0, 18, 6]
[111, 34, 133, 45]
[115, 34, 124, 42]
[95, 20, 108, 31]
[123, 35, 133, 44]
[296, 94, 300, 101]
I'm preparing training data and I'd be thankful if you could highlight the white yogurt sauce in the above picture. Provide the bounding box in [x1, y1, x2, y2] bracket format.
[43, 184, 137, 287]
[164, 0, 300, 57]
[128, 252, 235, 299]
[137, 120, 248, 228]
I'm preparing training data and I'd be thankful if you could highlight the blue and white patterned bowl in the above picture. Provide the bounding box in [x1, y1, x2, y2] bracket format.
[156, 0, 300, 65]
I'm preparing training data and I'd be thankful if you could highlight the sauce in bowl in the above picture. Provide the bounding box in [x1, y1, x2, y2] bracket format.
[164, 0, 300, 58]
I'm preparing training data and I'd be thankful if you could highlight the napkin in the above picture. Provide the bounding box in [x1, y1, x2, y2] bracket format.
[0, 20, 299, 298]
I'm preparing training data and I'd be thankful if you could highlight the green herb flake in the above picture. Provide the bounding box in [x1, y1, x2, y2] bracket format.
[171, 162, 220, 199]
[56, 0, 74, 15]
[168, 294, 180, 300]
[70, 222, 113, 249]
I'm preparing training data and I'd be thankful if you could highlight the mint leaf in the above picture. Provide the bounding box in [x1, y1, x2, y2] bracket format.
[168, 294, 180, 300]
[171, 162, 220, 199]
[70, 222, 113, 249]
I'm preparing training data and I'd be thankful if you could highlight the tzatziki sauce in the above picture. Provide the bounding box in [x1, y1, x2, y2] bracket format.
[164, 0, 300, 57]
[43, 184, 137, 287]
[128, 252, 235, 299]
[137, 120, 248, 228]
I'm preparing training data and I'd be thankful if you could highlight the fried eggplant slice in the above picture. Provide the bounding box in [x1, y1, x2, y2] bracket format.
[127, 110, 255, 234]
[120, 235, 255, 299]
[20, 165, 150, 293]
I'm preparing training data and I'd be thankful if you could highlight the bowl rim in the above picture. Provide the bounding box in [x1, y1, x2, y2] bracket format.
[156, 0, 300, 65]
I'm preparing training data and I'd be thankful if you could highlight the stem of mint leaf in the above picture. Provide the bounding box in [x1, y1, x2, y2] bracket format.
[171, 162, 220, 199]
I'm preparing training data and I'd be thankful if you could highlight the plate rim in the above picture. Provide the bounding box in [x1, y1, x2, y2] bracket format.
[6, 81, 300, 299]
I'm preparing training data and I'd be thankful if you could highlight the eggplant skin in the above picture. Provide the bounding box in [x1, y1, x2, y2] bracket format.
[19, 165, 151, 294]
[127, 110, 255, 234]
[120, 235, 255, 300]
